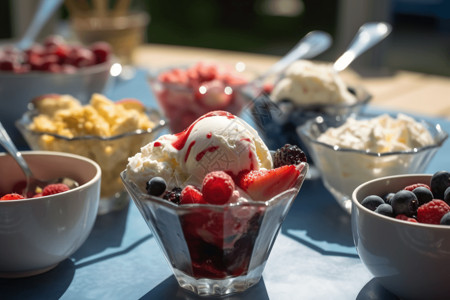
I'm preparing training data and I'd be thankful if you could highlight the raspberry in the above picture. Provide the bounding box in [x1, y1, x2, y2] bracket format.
[273, 144, 307, 168]
[404, 183, 430, 191]
[180, 185, 205, 204]
[417, 199, 450, 224]
[0, 193, 25, 200]
[163, 187, 182, 205]
[42, 183, 70, 196]
[202, 171, 235, 205]
[395, 214, 418, 223]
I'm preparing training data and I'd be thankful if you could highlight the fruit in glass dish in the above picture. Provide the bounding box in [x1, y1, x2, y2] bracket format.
[122, 110, 308, 296]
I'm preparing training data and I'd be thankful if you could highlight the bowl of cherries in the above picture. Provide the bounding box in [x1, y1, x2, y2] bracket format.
[0, 35, 113, 148]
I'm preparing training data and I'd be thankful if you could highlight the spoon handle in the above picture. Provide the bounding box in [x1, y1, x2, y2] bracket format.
[16, 0, 65, 50]
[333, 22, 392, 72]
[0, 122, 33, 179]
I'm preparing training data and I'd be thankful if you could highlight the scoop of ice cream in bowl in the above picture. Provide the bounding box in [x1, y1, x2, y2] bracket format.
[121, 110, 308, 296]
[297, 112, 448, 213]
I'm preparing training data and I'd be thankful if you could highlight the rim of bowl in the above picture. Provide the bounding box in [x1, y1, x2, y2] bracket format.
[0, 151, 101, 202]
[120, 162, 308, 210]
[0, 60, 113, 78]
[16, 107, 167, 141]
[351, 173, 450, 230]
[298, 113, 448, 157]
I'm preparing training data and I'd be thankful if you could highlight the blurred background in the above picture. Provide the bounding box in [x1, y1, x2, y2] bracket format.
[0, 0, 448, 76]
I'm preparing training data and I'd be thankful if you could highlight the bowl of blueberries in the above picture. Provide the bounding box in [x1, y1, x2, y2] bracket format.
[352, 171, 450, 300]
[0, 35, 113, 148]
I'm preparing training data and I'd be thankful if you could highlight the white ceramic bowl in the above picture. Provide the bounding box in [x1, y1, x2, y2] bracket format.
[352, 174, 450, 300]
[0, 151, 101, 278]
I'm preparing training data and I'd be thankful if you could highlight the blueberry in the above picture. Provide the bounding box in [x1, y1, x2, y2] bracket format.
[430, 171, 450, 200]
[444, 186, 450, 205]
[146, 177, 167, 197]
[361, 195, 385, 211]
[412, 186, 434, 206]
[391, 190, 418, 217]
[383, 192, 395, 205]
[440, 212, 450, 225]
[375, 203, 394, 217]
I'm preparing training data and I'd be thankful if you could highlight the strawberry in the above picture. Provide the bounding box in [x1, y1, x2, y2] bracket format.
[1, 193, 25, 200]
[180, 185, 206, 204]
[417, 199, 450, 224]
[42, 183, 70, 196]
[202, 171, 235, 205]
[395, 214, 418, 223]
[236, 165, 301, 201]
[404, 183, 430, 192]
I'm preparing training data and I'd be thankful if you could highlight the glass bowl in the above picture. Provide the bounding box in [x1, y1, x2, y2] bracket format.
[16, 108, 166, 215]
[120, 162, 308, 296]
[249, 85, 371, 166]
[148, 61, 255, 133]
[298, 114, 448, 213]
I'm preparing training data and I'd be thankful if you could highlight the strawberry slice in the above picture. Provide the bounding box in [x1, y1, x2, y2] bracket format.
[236, 165, 301, 201]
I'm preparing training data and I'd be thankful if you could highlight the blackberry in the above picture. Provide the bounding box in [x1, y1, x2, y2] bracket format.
[391, 190, 419, 217]
[146, 177, 167, 197]
[444, 186, 450, 205]
[375, 203, 394, 217]
[273, 144, 307, 168]
[163, 187, 182, 205]
[412, 186, 433, 206]
[440, 212, 450, 225]
[430, 170, 450, 200]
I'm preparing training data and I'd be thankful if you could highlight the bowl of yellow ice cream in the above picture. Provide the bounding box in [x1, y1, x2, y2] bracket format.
[16, 93, 166, 214]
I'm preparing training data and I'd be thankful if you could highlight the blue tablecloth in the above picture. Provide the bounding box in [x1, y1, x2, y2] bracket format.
[1, 70, 449, 300]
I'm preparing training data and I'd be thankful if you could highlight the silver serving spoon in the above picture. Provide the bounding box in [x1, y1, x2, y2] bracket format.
[16, 0, 65, 50]
[333, 22, 392, 72]
[0, 121, 78, 197]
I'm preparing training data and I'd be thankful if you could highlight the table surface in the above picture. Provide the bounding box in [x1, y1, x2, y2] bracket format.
[1, 44, 450, 300]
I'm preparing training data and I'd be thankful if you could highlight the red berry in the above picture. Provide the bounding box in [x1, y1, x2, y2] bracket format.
[417, 199, 450, 224]
[1, 193, 25, 200]
[180, 185, 205, 204]
[395, 214, 418, 223]
[90, 42, 111, 64]
[202, 171, 235, 205]
[404, 183, 430, 192]
[42, 183, 70, 196]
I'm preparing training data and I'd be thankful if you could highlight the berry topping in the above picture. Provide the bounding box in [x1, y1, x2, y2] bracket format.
[383, 192, 395, 205]
[430, 171, 450, 200]
[375, 203, 394, 217]
[201, 171, 235, 205]
[412, 186, 434, 206]
[163, 187, 182, 205]
[444, 187, 450, 205]
[391, 190, 419, 217]
[0, 193, 25, 200]
[146, 177, 167, 197]
[180, 185, 206, 204]
[237, 164, 301, 201]
[273, 144, 307, 168]
[440, 212, 450, 225]
[404, 183, 430, 192]
[417, 199, 450, 224]
[42, 183, 70, 196]
[395, 214, 418, 223]
[361, 195, 385, 211]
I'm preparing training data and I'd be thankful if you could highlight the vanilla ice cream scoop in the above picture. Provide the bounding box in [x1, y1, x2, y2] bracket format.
[126, 111, 273, 192]
[270, 60, 356, 105]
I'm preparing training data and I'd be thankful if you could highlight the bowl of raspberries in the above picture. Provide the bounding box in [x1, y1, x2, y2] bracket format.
[352, 171, 450, 300]
[0, 35, 113, 148]
[0, 151, 101, 278]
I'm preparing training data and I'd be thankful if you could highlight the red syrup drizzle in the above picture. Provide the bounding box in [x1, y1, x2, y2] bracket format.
[206, 132, 212, 139]
[184, 141, 196, 162]
[196, 146, 219, 161]
[171, 111, 234, 151]
[154, 141, 162, 147]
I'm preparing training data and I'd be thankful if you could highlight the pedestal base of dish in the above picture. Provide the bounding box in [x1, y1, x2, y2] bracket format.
[173, 265, 264, 296]
[98, 190, 130, 215]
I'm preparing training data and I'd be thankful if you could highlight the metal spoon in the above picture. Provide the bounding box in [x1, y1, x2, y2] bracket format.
[16, 0, 65, 50]
[333, 22, 392, 72]
[0, 121, 78, 197]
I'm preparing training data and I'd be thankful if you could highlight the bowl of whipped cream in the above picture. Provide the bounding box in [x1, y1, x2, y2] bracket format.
[297, 112, 448, 213]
